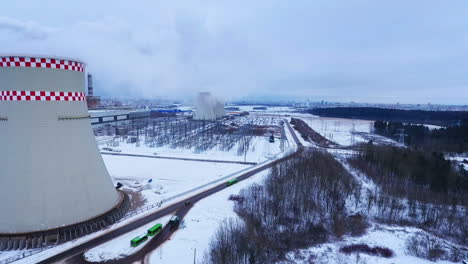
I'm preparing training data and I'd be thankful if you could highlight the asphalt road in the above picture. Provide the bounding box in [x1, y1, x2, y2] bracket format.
[38, 120, 303, 264]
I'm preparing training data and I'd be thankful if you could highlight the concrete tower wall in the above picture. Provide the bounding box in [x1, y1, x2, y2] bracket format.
[0, 56, 121, 234]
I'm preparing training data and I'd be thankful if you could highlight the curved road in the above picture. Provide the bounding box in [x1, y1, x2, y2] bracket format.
[38, 120, 303, 264]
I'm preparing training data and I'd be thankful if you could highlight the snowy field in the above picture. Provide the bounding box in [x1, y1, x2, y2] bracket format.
[282, 224, 460, 264]
[293, 114, 374, 146]
[148, 170, 270, 264]
[98, 135, 283, 164]
[103, 155, 250, 208]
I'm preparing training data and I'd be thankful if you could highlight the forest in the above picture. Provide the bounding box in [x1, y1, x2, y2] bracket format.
[349, 143, 467, 206]
[309, 107, 468, 126]
[204, 150, 365, 263]
[373, 120, 468, 153]
[204, 148, 467, 263]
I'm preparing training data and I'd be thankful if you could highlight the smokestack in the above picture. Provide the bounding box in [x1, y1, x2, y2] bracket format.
[87, 73, 94, 96]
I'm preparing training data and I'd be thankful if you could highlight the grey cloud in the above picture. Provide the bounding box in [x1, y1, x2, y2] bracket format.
[0, 0, 467, 104]
[0, 16, 57, 40]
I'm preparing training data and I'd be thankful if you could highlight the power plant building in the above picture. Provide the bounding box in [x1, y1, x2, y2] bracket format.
[0, 55, 129, 250]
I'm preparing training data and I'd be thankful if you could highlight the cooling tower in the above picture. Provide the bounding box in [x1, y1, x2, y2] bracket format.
[0, 55, 129, 250]
[193, 92, 226, 120]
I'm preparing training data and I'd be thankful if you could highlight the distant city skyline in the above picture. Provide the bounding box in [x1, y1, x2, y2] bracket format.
[1, 0, 468, 104]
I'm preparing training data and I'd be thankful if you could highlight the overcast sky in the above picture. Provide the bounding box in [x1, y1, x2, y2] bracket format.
[1, 0, 467, 104]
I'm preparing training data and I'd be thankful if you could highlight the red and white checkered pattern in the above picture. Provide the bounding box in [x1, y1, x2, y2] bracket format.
[0, 56, 85, 72]
[0, 91, 86, 101]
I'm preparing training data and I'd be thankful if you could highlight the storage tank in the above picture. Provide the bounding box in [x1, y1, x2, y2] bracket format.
[0, 55, 129, 250]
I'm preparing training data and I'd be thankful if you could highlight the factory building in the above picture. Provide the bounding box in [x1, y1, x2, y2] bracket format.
[193, 92, 226, 120]
[0, 55, 129, 250]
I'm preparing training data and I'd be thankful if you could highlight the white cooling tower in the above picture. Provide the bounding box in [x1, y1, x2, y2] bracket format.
[193, 92, 225, 120]
[0, 55, 129, 250]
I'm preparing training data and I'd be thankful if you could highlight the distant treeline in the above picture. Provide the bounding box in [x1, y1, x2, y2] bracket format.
[374, 120, 468, 153]
[309, 107, 468, 126]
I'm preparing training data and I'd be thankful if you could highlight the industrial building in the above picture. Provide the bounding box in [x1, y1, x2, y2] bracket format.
[193, 92, 226, 120]
[0, 55, 129, 250]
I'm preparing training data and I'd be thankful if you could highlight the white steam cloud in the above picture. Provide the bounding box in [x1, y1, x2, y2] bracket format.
[193, 92, 226, 121]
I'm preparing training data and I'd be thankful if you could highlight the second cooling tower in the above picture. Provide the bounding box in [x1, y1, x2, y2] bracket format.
[193, 92, 226, 120]
[0, 55, 129, 250]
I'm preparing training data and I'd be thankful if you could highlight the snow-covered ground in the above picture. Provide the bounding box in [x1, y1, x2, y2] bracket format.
[98, 135, 283, 164]
[422, 124, 443, 130]
[447, 156, 468, 170]
[403, 123, 444, 130]
[103, 155, 250, 207]
[147, 170, 270, 264]
[292, 114, 374, 146]
[282, 224, 460, 264]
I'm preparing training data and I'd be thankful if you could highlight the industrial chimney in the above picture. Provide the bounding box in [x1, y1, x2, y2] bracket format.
[0, 55, 129, 250]
[87, 73, 94, 96]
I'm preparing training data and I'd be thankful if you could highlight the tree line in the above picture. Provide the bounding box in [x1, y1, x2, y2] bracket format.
[309, 107, 468, 126]
[374, 120, 468, 153]
[350, 143, 467, 206]
[347, 143, 467, 245]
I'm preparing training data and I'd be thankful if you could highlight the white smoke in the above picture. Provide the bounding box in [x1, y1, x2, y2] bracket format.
[193, 92, 226, 121]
